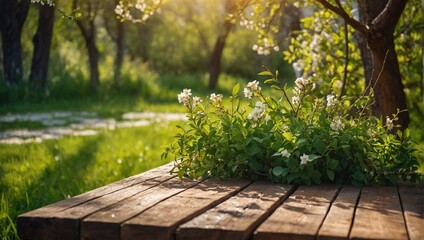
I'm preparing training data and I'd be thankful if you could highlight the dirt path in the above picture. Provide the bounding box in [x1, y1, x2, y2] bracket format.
[0, 112, 186, 144]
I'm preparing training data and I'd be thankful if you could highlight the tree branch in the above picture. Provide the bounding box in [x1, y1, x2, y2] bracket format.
[372, 0, 409, 33]
[315, 0, 368, 35]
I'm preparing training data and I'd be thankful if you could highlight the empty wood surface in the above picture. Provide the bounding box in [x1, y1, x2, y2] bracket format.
[18, 163, 173, 218]
[399, 184, 424, 240]
[81, 178, 200, 240]
[177, 182, 295, 240]
[349, 186, 408, 240]
[17, 162, 424, 240]
[17, 165, 174, 240]
[318, 185, 361, 240]
[254, 185, 340, 240]
[120, 179, 251, 240]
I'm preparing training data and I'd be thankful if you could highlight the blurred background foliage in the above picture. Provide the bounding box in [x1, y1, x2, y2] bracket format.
[0, 0, 294, 103]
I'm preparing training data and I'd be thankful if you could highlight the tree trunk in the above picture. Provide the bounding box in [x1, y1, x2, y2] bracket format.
[73, 0, 100, 92]
[113, 20, 125, 88]
[208, 32, 229, 90]
[0, 0, 30, 85]
[356, 0, 409, 129]
[367, 35, 409, 127]
[29, 3, 55, 90]
[208, 3, 234, 90]
[422, 0, 424, 124]
[85, 27, 100, 92]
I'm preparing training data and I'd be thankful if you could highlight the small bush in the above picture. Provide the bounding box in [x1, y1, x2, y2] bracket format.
[163, 69, 422, 186]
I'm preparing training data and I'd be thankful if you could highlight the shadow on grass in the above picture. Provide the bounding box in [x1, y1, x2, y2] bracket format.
[12, 136, 102, 218]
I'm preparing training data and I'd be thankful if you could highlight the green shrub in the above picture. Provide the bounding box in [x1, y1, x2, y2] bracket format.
[163, 69, 422, 186]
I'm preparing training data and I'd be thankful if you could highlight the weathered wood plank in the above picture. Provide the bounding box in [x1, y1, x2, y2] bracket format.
[17, 167, 174, 240]
[121, 179, 252, 240]
[254, 185, 340, 240]
[399, 184, 424, 240]
[350, 186, 408, 240]
[177, 182, 296, 240]
[81, 178, 200, 240]
[318, 185, 361, 240]
[17, 162, 173, 218]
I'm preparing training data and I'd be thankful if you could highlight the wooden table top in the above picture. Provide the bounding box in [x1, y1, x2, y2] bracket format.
[17, 162, 424, 240]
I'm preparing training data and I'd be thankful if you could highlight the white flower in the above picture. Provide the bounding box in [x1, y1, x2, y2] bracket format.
[386, 116, 394, 130]
[210, 93, 223, 105]
[115, 5, 124, 15]
[243, 88, 253, 99]
[273, 46, 280, 51]
[255, 101, 266, 111]
[32, 0, 55, 5]
[247, 108, 262, 122]
[247, 80, 261, 91]
[247, 101, 266, 123]
[177, 89, 192, 106]
[334, 80, 343, 91]
[264, 114, 271, 122]
[292, 60, 305, 77]
[193, 96, 202, 107]
[294, 77, 308, 90]
[292, 87, 301, 97]
[281, 149, 291, 158]
[300, 154, 310, 165]
[330, 116, 345, 131]
[292, 96, 300, 105]
[326, 94, 337, 108]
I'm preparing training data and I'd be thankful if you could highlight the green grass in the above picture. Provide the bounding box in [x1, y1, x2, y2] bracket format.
[0, 122, 181, 240]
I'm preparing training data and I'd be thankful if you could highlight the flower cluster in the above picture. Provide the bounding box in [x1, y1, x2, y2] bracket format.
[210, 93, 223, 106]
[326, 94, 337, 108]
[177, 89, 192, 106]
[244, 80, 261, 99]
[115, 0, 161, 23]
[386, 117, 394, 130]
[291, 77, 315, 105]
[330, 116, 344, 131]
[31, 0, 55, 6]
[247, 101, 267, 123]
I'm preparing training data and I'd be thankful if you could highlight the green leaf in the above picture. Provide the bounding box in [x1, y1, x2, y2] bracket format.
[308, 154, 321, 161]
[249, 159, 263, 171]
[313, 139, 327, 155]
[272, 166, 284, 176]
[327, 169, 334, 181]
[328, 159, 338, 169]
[283, 132, 293, 141]
[264, 79, 275, 84]
[281, 168, 289, 177]
[232, 83, 240, 96]
[287, 158, 298, 168]
[258, 71, 273, 76]
[253, 137, 264, 143]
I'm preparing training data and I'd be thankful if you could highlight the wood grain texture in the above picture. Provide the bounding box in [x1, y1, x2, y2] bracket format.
[177, 182, 295, 240]
[17, 164, 174, 240]
[318, 185, 361, 240]
[81, 178, 200, 240]
[350, 186, 408, 240]
[399, 184, 424, 240]
[121, 179, 252, 240]
[254, 185, 340, 240]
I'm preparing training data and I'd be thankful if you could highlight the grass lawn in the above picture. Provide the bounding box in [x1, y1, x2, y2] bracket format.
[0, 119, 181, 239]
